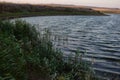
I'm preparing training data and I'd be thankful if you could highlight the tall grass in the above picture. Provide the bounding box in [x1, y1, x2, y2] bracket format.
[0, 20, 98, 80]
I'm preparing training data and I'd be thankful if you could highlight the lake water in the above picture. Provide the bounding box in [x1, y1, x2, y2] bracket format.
[18, 14, 120, 80]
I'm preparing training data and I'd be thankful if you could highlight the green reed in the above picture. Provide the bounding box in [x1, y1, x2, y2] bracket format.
[0, 20, 98, 80]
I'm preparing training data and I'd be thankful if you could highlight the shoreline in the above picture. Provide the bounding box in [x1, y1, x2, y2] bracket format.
[0, 2, 106, 20]
[0, 12, 107, 20]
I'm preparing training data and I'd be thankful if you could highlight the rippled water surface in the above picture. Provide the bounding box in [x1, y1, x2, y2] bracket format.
[19, 14, 120, 79]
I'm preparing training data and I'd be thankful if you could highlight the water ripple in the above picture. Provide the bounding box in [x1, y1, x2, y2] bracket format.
[19, 14, 120, 79]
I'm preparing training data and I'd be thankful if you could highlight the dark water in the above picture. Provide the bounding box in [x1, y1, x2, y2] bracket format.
[19, 14, 120, 80]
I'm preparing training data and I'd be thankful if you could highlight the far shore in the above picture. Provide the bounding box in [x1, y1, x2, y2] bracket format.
[0, 12, 107, 20]
[0, 2, 106, 20]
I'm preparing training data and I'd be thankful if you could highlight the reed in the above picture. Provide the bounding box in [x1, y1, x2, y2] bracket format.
[0, 20, 98, 80]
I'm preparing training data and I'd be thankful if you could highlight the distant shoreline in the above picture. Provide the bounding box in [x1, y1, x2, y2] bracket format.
[0, 2, 106, 20]
[0, 12, 107, 20]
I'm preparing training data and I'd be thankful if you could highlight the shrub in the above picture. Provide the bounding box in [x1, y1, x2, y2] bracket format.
[0, 20, 98, 80]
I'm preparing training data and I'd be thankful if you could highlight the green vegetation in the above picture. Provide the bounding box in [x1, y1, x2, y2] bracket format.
[0, 11, 104, 20]
[0, 20, 98, 80]
[0, 2, 104, 20]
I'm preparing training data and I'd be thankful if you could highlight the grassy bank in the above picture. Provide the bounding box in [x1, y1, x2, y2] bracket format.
[0, 11, 104, 20]
[0, 20, 98, 80]
[0, 2, 105, 20]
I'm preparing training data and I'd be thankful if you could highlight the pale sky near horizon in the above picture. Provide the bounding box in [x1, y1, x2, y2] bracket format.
[0, 0, 120, 8]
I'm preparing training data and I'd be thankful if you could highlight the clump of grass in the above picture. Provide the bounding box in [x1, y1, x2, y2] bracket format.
[0, 20, 98, 80]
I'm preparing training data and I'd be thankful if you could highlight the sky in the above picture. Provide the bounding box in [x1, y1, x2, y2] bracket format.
[0, 0, 120, 8]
